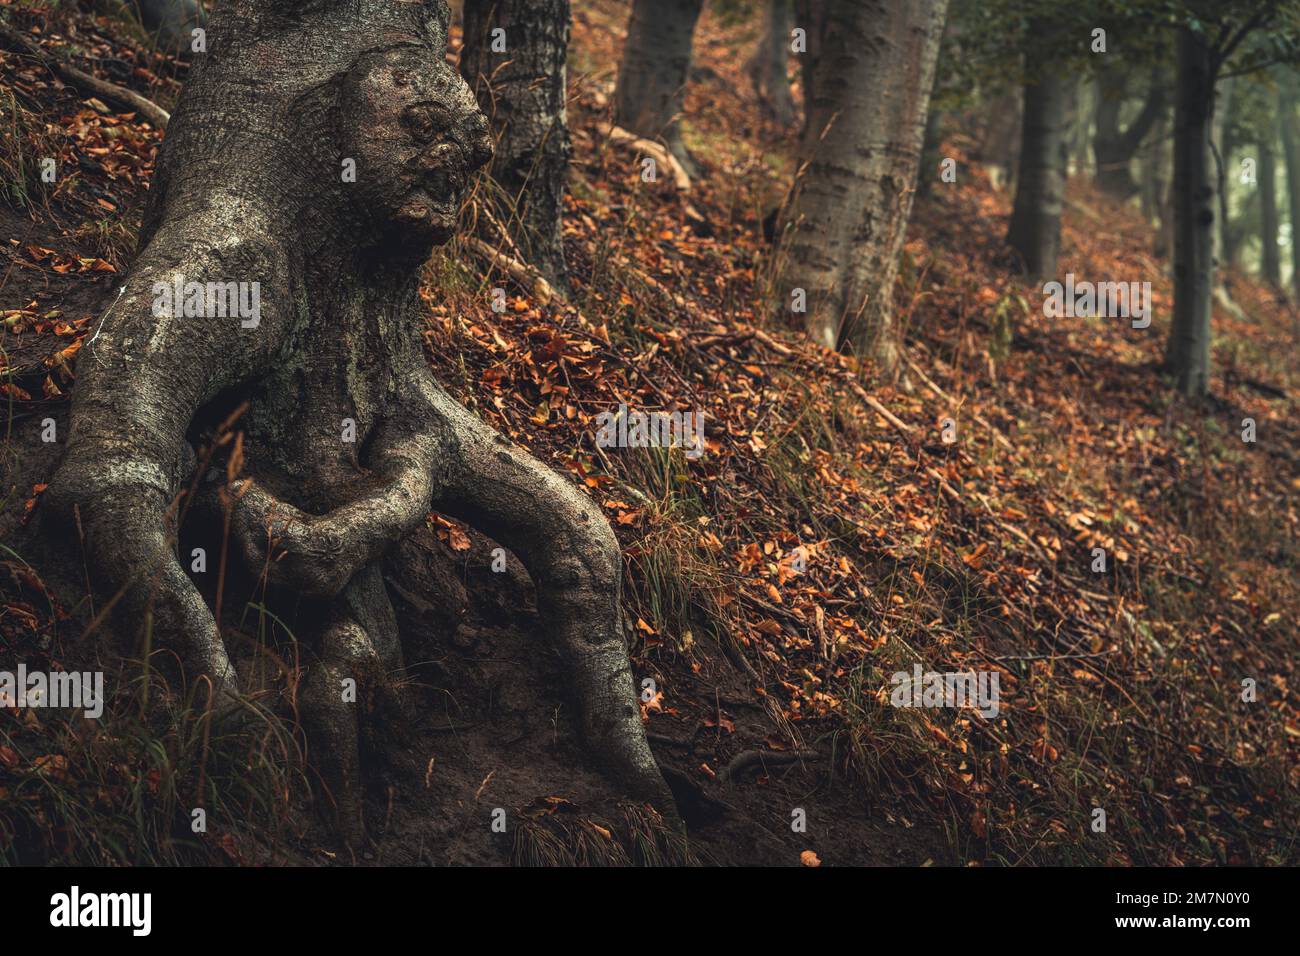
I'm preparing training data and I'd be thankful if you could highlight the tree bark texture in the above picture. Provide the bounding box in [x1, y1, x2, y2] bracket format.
[43, 0, 674, 843]
[774, 0, 948, 363]
[461, 0, 572, 289]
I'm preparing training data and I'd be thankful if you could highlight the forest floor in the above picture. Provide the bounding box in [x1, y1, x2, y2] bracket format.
[0, 0, 1296, 866]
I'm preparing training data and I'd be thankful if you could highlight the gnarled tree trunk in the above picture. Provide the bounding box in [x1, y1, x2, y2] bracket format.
[613, 0, 704, 175]
[774, 0, 948, 364]
[43, 0, 673, 845]
[461, 0, 572, 290]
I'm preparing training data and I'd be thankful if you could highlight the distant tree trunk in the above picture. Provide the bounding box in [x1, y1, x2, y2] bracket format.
[1065, 82, 1090, 176]
[917, 97, 945, 197]
[746, 0, 796, 126]
[614, 0, 704, 175]
[918, 15, 957, 197]
[1164, 26, 1216, 397]
[1140, 139, 1159, 222]
[129, 0, 206, 53]
[792, 0, 821, 105]
[774, 0, 948, 364]
[977, 86, 1022, 191]
[1212, 76, 1236, 278]
[1093, 68, 1166, 200]
[1259, 134, 1281, 287]
[461, 0, 573, 289]
[1141, 101, 1166, 218]
[1144, 102, 1177, 261]
[1279, 82, 1300, 301]
[1007, 58, 1071, 281]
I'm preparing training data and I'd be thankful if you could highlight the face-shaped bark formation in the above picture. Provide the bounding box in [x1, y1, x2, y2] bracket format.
[344, 45, 493, 246]
[44, 0, 674, 843]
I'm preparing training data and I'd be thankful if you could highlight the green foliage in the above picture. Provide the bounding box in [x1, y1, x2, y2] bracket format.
[948, 0, 1300, 107]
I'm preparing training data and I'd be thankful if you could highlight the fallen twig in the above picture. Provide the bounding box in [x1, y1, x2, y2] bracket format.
[904, 355, 1016, 452]
[464, 236, 556, 306]
[604, 124, 692, 191]
[853, 381, 913, 435]
[0, 21, 170, 129]
[993, 650, 1116, 663]
[723, 748, 819, 783]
